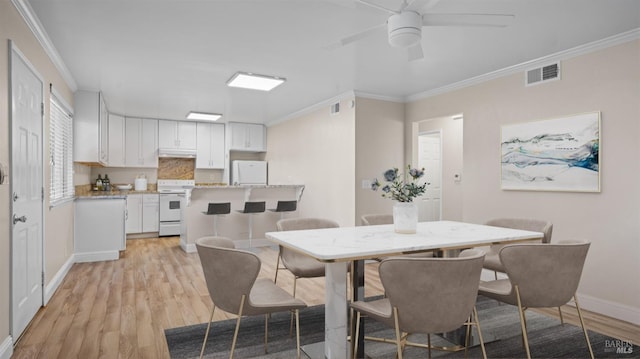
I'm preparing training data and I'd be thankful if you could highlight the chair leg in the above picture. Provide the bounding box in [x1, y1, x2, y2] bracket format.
[464, 315, 471, 359]
[199, 304, 216, 359]
[473, 306, 488, 359]
[353, 311, 361, 359]
[295, 309, 301, 359]
[264, 314, 269, 354]
[289, 277, 298, 337]
[574, 295, 595, 359]
[229, 295, 246, 359]
[274, 255, 280, 283]
[558, 306, 565, 325]
[427, 333, 432, 359]
[515, 285, 532, 359]
[392, 307, 404, 359]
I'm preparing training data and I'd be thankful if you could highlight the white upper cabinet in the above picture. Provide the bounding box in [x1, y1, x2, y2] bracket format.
[196, 122, 225, 169]
[125, 117, 158, 168]
[229, 122, 266, 152]
[74, 91, 109, 164]
[158, 120, 197, 150]
[107, 113, 125, 167]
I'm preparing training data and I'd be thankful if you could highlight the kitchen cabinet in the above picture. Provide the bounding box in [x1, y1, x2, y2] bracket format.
[107, 113, 125, 167]
[74, 91, 109, 164]
[159, 120, 197, 150]
[126, 193, 159, 234]
[229, 122, 266, 152]
[142, 194, 159, 232]
[125, 117, 158, 167]
[196, 122, 225, 169]
[75, 198, 126, 260]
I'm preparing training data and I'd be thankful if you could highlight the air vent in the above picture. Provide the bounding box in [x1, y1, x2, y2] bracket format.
[330, 102, 340, 115]
[526, 62, 560, 86]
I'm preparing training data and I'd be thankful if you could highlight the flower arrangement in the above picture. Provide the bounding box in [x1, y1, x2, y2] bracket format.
[371, 165, 427, 202]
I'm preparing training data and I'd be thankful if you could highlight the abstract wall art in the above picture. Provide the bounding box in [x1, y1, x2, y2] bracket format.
[501, 112, 600, 192]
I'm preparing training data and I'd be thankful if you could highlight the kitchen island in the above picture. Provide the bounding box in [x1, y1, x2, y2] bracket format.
[181, 184, 304, 252]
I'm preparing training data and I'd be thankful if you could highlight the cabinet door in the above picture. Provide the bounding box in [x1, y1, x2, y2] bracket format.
[140, 119, 158, 167]
[229, 122, 247, 150]
[177, 121, 197, 150]
[107, 113, 125, 167]
[99, 93, 109, 164]
[126, 194, 143, 234]
[247, 123, 266, 151]
[73, 91, 101, 162]
[158, 120, 177, 149]
[125, 117, 142, 166]
[196, 122, 225, 169]
[142, 194, 159, 232]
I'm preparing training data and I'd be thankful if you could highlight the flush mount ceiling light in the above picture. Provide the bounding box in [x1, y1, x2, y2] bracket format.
[186, 112, 222, 121]
[226, 72, 286, 91]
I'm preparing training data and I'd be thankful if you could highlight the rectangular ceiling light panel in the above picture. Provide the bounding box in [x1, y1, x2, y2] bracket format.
[227, 72, 286, 91]
[186, 112, 222, 121]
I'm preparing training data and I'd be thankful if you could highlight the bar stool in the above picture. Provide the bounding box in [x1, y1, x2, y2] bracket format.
[202, 202, 231, 236]
[268, 200, 297, 220]
[236, 201, 266, 247]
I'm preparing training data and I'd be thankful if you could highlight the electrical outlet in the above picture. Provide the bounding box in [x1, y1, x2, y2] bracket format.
[362, 179, 371, 189]
[454, 173, 462, 182]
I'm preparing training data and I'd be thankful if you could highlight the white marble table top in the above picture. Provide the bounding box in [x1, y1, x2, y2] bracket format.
[265, 220, 543, 262]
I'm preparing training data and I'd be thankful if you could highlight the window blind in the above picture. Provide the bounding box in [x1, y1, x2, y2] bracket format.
[50, 94, 74, 206]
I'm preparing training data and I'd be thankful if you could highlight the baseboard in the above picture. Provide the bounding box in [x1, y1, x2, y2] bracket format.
[74, 251, 119, 263]
[180, 241, 197, 253]
[0, 336, 13, 359]
[44, 254, 75, 304]
[479, 270, 640, 325]
[572, 292, 640, 326]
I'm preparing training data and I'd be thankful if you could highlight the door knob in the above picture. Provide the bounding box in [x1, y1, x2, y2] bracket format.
[13, 192, 19, 202]
[13, 214, 27, 224]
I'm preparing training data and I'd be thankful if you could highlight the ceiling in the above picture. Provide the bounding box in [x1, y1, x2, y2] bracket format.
[26, 0, 640, 124]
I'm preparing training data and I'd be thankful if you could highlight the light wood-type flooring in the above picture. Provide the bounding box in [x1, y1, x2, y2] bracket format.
[12, 236, 639, 358]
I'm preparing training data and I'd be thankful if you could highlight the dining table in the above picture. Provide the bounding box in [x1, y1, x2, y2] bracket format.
[265, 220, 544, 359]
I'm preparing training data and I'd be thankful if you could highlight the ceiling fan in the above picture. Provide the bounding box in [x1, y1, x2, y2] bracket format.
[330, 0, 515, 61]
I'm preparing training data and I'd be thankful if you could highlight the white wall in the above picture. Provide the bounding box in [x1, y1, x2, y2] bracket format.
[1, 0, 75, 346]
[406, 39, 640, 323]
[354, 97, 405, 223]
[266, 97, 356, 226]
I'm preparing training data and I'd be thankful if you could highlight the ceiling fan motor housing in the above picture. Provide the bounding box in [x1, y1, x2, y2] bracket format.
[387, 11, 422, 48]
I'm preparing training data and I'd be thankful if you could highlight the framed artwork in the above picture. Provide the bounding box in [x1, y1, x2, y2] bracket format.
[501, 112, 600, 192]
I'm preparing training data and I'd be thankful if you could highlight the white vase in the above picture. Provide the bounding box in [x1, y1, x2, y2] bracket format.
[393, 202, 418, 234]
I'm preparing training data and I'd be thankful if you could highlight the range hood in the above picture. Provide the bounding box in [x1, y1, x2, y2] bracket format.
[158, 148, 197, 158]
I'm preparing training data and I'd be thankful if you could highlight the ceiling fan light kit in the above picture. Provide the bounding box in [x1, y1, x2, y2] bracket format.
[387, 11, 422, 48]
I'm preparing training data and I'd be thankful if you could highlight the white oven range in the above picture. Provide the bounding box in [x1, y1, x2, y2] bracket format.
[157, 179, 195, 236]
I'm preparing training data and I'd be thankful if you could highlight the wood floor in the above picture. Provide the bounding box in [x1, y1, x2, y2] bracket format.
[12, 236, 639, 358]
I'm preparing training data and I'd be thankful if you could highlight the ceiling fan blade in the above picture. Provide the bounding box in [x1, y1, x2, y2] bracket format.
[325, 22, 386, 49]
[405, 0, 442, 12]
[355, 0, 398, 14]
[407, 43, 424, 61]
[422, 13, 515, 27]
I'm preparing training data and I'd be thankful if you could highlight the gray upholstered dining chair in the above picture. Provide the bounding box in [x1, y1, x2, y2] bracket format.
[478, 240, 593, 359]
[350, 249, 487, 359]
[360, 213, 393, 226]
[273, 217, 340, 290]
[483, 218, 553, 276]
[196, 236, 307, 359]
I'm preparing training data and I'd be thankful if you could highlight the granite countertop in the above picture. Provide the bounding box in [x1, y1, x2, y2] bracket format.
[194, 184, 304, 189]
[76, 190, 159, 199]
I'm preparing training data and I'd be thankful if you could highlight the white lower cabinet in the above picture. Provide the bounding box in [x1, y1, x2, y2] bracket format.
[126, 193, 159, 234]
[75, 198, 126, 260]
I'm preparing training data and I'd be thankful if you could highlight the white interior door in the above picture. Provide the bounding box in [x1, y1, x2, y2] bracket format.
[418, 131, 442, 221]
[11, 44, 44, 338]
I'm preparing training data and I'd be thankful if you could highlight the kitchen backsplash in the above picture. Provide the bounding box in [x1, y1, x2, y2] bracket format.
[158, 158, 195, 179]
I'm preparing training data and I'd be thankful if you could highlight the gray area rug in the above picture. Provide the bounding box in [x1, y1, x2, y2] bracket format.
[165, 296, 636, 358]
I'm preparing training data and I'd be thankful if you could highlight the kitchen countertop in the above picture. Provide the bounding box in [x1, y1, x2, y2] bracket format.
[76, 190, 159, 199]
[193, 184, 304, 189]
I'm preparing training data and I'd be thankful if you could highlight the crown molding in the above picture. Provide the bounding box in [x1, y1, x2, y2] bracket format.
[353, 91, 405, 103]
[267, 90, 356, 126]
[11, 0, 78, 91]
[406, 28, 640, 102]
